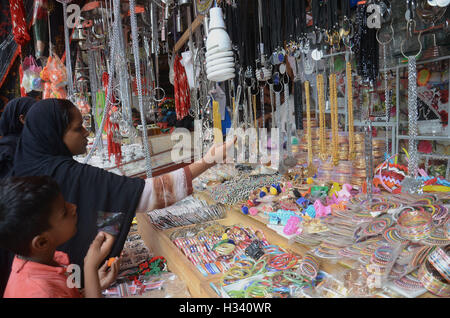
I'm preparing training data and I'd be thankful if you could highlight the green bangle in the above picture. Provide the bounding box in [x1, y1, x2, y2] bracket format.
[227, 290, 246, 298]
[245, 280, 270, 298]
[251, 259, 267, 275]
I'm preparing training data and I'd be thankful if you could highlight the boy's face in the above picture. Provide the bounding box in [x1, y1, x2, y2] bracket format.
[47, 194, 78, 247]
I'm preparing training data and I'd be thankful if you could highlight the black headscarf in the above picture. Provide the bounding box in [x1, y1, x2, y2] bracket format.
[12, 99, 145, 267]
[0, 97, 36, 179]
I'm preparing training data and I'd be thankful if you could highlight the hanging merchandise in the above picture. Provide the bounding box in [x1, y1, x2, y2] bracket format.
[21, 55, 43, 93]
[9, 0, 31, 97]
[400, 19, 424, 195]
[129, 0, 153, 178]
[304, 81, 317, 178]
[102, 72, 122, 166]
[58, 0, 74, 98]
[9, 0, 31, 49]
[40, 53, 68, 99]
[173, 54, 191, 120]
[317, 74, 327, 162]
[84, 0, 120, 165]
[31, 0, 48, 59]
[329, 73, 339, 166]
[206, 6, 235, 82]
[377, 22, 395, 156]
[353, 1, 379, 84]
[346, 58, 355, 161]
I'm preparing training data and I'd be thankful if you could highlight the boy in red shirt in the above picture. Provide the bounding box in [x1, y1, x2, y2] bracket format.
[0, 176, 119, 298]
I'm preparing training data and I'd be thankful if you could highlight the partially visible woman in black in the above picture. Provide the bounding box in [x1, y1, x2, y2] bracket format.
[0, 97, 36, 178]
[0, 97, 36, 297]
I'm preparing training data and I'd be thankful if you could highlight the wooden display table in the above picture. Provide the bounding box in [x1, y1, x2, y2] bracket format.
[136, 192, 439, 298]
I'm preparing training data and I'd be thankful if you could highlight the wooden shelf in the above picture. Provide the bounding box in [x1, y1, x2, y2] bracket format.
[136, 191, 438, 298]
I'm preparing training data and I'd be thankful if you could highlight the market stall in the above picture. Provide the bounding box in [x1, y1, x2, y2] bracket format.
[0, 0, 449, 299]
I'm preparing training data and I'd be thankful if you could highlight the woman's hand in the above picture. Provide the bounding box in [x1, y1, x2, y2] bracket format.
[203, 136, 237, 165]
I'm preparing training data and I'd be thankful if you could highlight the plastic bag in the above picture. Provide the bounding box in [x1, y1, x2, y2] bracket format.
[21, 56, 43, 92]
[40, 53, 67, 99]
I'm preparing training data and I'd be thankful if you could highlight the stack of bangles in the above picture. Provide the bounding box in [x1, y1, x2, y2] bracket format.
[298, 253, 320, 279]
[418, 257, 450, 297]
[363, 215, 394, 236]
[393, 272, 424, 291]
[213, 240, 236, 256]
[366, 245, 396, 277]
[396, 208, 433, 241]
[221, 258, 268, 286]
[427, 246, 450, 283]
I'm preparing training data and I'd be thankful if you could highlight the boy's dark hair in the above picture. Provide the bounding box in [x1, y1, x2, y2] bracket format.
[0, 176, 61, 256]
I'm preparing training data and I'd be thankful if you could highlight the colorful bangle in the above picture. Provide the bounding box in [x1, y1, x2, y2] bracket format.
[418, 258, 450, 297]
[268, 253, 299, 271]
[396, 208, 432, 241]
[427, 246, 450, 283]
[298, 253, 320, 279]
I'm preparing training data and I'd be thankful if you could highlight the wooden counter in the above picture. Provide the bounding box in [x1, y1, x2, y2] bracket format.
[136, 192, 439, 298]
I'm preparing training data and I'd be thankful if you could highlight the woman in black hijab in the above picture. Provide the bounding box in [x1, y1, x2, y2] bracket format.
[11, 98, 233, 269]
[0, 97, 36, 178]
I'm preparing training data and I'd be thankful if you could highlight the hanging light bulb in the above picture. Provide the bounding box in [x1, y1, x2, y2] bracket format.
[205, 7, 235, 82]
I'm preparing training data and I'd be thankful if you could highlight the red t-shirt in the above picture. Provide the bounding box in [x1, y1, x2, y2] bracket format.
[4, 251, 82, 298]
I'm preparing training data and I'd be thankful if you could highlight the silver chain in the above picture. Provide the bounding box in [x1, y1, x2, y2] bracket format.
[383, 44, 391, 156]
[407, 55, 419, 178]
[84, 0, 119, 164]
[130, 0, 153, 178]
[63, 2, 74, 98]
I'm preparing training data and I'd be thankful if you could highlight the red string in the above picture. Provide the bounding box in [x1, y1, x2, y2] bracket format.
[173, 55, 190, 120]
[102, 72, 122, 166]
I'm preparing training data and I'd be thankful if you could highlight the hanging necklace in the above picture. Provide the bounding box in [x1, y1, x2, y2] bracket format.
[400, 19, 423, 194]
[377, 22, 394, 157]
[85, 0, 120, 165]
[346, 55, 355, 161]
[354, 2, 379, 85]
[330, 72, 339, 166]
[305, 80, 317, 177]
[268, 79, 275, 129]
[130, 0, 153, 177]
[317, 74, 327, 161]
